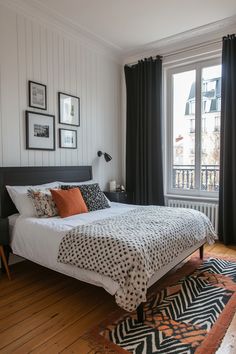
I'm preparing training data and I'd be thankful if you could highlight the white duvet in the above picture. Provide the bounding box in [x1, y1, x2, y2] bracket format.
[10, 203, 211, 298]
[10, 203, 137, 295]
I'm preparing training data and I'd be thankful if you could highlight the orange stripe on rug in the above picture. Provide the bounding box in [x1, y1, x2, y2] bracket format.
[84, 253, 236, 354]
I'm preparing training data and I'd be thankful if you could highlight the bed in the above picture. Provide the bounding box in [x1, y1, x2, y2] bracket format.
[0, 166, 216, 322]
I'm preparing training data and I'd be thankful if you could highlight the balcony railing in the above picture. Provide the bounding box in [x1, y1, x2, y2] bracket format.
[173, 165, 219, 191]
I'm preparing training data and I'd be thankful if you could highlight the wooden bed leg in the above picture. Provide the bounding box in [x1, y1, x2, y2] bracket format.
[199, 245, 204, 260]
[0, 246, 11, 280]
[137, 303, 144, 323]
[1, 246, 10, 273]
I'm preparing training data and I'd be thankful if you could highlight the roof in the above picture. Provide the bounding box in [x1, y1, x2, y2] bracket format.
[185, 77, 221, 115]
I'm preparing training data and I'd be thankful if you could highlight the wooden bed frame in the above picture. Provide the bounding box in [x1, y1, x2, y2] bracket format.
[137, 245, 204, 322]
[0, 166, 204, 323]
[0, 166, 92, 218]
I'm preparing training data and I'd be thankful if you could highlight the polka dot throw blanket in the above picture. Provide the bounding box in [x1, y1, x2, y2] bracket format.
[57, 206, 217, 311]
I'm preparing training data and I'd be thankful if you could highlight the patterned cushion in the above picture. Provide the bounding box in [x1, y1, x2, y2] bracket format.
[27, 189, 58, 217]
[61, 183, 110, 211]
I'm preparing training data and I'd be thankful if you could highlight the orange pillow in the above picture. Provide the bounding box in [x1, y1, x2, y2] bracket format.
[50, 188, 88, 218]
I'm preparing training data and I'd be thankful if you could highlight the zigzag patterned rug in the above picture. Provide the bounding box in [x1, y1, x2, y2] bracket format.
[85, 256, 236, 354]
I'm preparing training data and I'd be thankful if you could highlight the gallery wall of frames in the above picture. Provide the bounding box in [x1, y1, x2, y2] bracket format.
[26, 81, 79, 150]
[0, 2, 122, 189]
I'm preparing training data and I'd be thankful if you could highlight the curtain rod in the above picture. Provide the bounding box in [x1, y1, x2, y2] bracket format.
[126, 38, 222, 66]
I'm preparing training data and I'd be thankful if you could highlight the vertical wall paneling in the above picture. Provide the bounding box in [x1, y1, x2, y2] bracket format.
[81, 47, 86, 165]
[0, 3, 122, 189]
[52, 31, 60, 166]
[0, 8, 21, 166]
[27, 20, 34, 166]
[69, 40, 78, 166]
[41, 25, 49, 166]
[91, 52, 97, 175]
[63, 38, 71, 166]
[47, 29, 55, 166]
[32, 21, 42, 166]
[76, 44, 82, 166]
[0, 68, 3, 166]
[87, 49, 92, 164]
[58, 36, 65, 166]
[17, 15, 27, 166]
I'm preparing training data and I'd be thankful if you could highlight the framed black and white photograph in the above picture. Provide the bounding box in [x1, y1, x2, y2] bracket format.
[26, 111, 55, 150]
[28, 81, 47, 110]
[58, 92, 80, 126]
[59, 128, 77, 149]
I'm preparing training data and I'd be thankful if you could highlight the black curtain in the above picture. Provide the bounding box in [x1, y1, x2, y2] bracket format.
[219, 34, 236, 244]
[125, 57, 164, 205]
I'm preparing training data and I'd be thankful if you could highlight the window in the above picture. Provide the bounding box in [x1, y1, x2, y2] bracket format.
[167, 60, 221, 197]
[189, 118, 195, 133]
[214, 116, 220, 132]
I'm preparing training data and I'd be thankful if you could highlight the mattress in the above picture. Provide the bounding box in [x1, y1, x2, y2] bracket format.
[10, 203, 136, 295]
[9, 203, 206, 296]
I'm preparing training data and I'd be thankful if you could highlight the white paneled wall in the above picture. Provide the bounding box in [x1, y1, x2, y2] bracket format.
[0, 3, 122, 190]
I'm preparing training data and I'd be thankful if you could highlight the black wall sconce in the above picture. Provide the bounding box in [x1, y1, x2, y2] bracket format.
[97, 150, 112, 162]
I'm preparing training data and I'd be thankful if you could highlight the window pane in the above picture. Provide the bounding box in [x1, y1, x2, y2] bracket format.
[172, 70, 196, 190]
[201, 65, 221, 192]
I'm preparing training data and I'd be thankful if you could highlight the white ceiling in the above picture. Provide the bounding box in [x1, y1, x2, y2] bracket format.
[33, 0, 236, 54]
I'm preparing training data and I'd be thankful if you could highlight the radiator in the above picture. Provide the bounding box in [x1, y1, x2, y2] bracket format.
[167, 199, 219, 233]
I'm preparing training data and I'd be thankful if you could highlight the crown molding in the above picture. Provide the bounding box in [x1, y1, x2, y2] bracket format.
[124, 15, 236, 64]
[1, 0, 235, 67]
[27, 0, 123, 52]
[0, 0, 123, 64]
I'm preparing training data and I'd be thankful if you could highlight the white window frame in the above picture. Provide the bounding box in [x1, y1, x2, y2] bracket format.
[166, 57, 221, 199]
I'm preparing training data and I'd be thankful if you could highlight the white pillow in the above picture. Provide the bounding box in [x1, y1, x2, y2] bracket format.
[6, 182, 59, 216]
[58, 180, 94, 185]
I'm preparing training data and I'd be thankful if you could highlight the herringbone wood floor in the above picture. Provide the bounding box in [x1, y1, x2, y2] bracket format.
[0, 243, 236, 353]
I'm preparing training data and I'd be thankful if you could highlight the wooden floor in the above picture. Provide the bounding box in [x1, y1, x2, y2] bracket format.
[0, 243, 236, 354]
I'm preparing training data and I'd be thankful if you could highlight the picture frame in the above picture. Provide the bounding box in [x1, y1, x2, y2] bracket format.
[28, 81, 47, 110]
[59, 128, 77, 149]
[26, 111, 55, 151]
[58, 92, 80, 126]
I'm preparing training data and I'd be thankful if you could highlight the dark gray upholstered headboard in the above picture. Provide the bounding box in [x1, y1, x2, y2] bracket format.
[0, 166, 92, 218]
